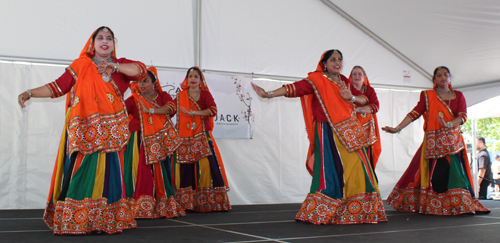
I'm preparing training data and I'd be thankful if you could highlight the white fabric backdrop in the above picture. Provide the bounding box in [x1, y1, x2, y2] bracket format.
[3, 61, 424, 209]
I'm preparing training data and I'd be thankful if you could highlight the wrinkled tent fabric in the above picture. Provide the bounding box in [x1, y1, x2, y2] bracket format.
[2, 0, 496, 208]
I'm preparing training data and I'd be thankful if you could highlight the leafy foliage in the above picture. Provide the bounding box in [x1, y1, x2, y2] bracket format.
[462, 117, 500, 151]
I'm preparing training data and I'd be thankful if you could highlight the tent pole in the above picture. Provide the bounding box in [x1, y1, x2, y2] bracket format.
[194, 0, 202, 67]
[320, 0, 432, 81]
[471, 119, 478, 196]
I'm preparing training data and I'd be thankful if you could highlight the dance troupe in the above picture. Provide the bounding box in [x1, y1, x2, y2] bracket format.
[17, 26, 489, 235]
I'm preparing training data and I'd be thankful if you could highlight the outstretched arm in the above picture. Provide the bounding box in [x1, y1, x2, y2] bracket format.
[251, 82, 286, 98]
[18, 85, 53, 108]
[382, 115, 413, 134]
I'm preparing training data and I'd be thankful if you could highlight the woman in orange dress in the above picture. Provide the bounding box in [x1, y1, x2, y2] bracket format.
[382, 66, 490, 215]
[349, 66, 382, 169]
[123, 67, 185, 219]
[252, 50, 387, 225]
[173, 66, 231, 212]
[17, 26, 147, 234]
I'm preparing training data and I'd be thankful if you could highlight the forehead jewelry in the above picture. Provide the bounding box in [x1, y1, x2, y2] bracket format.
[103, 27, 109, 32]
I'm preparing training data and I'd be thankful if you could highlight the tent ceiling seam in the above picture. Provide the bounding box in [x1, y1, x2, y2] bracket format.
[454, 79, 500, 91]
[321, 0, 432, 81]
[0, 56, 429, 89]
[194, 0, 201, 67]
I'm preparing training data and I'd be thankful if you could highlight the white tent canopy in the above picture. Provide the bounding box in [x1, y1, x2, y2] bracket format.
[468, 95, 500, 120]
[1, 0, 497, 209]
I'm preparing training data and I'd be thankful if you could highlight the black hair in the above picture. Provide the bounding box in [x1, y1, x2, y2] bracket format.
[146, 70, 156, 83]
[432, 66, 450, 81]
[186, 66, 203, 79]
[477, 136, 486, 146]
[321, 49, 343, 64]
[92, 26, 116, 43]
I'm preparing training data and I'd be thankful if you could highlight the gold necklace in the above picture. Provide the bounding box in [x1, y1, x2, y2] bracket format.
[437, 89, 451, 106]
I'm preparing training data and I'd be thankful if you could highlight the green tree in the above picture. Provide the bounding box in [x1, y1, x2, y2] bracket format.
[462, 117, 500, 152]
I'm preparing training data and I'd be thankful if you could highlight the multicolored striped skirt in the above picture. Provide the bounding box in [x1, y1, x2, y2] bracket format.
[43, 139, 136, 234]
[387, 142, 490, 215]
[173, 132, 231, 212]
[295, 122, 387, 224]
[122, 131, 186, 219]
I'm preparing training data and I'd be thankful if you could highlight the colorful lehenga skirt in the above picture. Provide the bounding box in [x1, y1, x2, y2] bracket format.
[387, 141, 490, 215]
[173, 132, 231, 212]
[123, 131, 186, 219]
[43, 139, 136, 234]
[295, 122, 387, 225]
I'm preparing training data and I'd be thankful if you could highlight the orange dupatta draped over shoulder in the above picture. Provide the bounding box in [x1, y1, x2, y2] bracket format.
[348, 73, 382, 168]
[65, 27, 129, 155]
[301, 52, 369, 175]
[176, 66, 213, 163]
[423, 90, 465, 159]
[130, 67, 180, 165]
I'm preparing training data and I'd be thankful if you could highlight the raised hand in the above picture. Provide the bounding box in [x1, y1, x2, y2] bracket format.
[180, 107, 194, 117]
[381, 126, 400, 134]
[340, 83, 353, 100]
[96, 61, 114, 78]
[437, 115, 448, 128]
[251, 82, 269, 98]
[139, 99, 150, 113]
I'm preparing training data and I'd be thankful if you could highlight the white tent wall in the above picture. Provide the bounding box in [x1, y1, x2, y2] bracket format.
[1, 62, 67, 208]
[3, 60, 423, 208]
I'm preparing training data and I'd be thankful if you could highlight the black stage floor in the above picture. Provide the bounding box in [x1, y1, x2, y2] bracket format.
[1, 200, 499, 242]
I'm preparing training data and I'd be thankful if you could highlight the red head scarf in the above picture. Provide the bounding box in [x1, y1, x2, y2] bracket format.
[80, 26, 117, 59]
[130, 66, 164, 94]
[180, 66, 209, 92]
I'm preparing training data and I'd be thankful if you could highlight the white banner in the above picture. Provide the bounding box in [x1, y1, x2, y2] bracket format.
[138, 70, 254, 139]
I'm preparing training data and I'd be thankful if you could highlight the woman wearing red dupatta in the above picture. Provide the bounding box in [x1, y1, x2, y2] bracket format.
[123, 67, 185, 219]
[172, 66, 231, 212]
[382, 66, 490, 215]
[252, 50, 387, 225]
[349, 66, 382, 169]
[18, 26, 147, 235]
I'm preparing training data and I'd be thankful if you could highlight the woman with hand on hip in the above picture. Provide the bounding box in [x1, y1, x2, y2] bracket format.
[382, 66, 490, 215]
[18, 26, 147, 234]
[252, 50, 387, 225]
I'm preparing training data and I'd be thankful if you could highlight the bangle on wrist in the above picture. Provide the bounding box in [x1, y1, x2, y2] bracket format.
[26, 89, 32, 98]
[191, 111, 195, 116]
[396, 125, 402, 134]
[349, 95, 356, 103]
[112, 63, 118, 73]
[267, 91, 274, 99]
[446, 121, 453, 128]
[149, 108, 154, 114]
